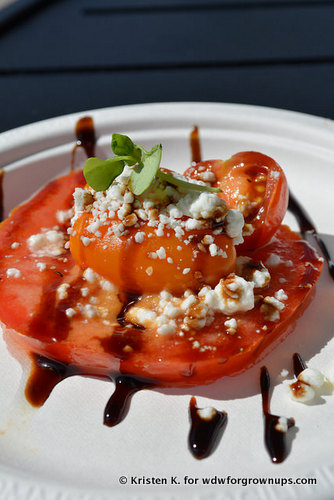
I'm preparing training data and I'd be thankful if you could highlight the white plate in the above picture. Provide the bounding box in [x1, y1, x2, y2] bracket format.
[0, 103, 333, 500]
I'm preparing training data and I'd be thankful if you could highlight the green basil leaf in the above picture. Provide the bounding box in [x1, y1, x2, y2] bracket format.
[111, 133, 136, 156]
[157, 170, 222, 193]
[83, 157, 125, 191]
[129, 144, 162, 195]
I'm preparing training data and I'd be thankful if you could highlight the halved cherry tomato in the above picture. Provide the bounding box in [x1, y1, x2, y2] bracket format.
[184, 152, 289, 250]
[0, 170, 322, 388]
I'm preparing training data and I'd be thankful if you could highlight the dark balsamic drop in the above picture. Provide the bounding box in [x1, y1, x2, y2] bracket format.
[288, 190, 334, 279]
[116, 293, 141, 327]
[188, 396, 227, 460]
[292, 352, 307, 377]
[290, 353, 309, 399]
[190, 125, 202, 163]
[104, 376, 154, 427]
[260, 367, 295, 464]
[71, 116, 96, 169]
[25, 354, 78, 407]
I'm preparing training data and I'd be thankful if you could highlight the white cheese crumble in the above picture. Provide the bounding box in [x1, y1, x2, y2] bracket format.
[265, 253, 283, 267]
[65, 308, 77, 318]
[127, 307, 157, 327]
[199, 275, 254, 314]
[225, 209, 244, 245]
[224, 318, 237, 334]
[56, 208, 74, 224]
[27, 230, 66, 257]
[70, 165, 244, 248]
[57, 283, 70, 301]
[289, 382, 315, 403]
[10, 242, 20, 249]
[36, 262, 47, 272]
[275, 416, 288, 433]
[6, 268, 21, 278]
[197, 407, 217, 421]
[80, 236, 92, 247]
[134, 231, 145, 243]
[298, 368, 325, 389]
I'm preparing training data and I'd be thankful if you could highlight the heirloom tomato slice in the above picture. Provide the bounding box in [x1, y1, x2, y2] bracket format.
[0, 169, 322, 388]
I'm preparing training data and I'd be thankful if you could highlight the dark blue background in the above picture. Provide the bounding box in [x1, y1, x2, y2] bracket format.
[1, 0, 334, 132]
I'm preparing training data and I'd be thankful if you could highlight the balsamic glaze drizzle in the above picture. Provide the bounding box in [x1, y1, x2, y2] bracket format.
[289, 353, 309, 399]
[104, 376, 154, 427]
[71, 116, 96, 169]
[26, 354, 154, 428]
[260, 367, 295, 464]
[20, 121, 329, 462]
[190, 125, 202, 163]
[292, 352, 307, 377]
[188, 396, 227, 460]
[288, 190, 334, 279]
[25, 354, 78, 407]
[116, 293, 141, 327]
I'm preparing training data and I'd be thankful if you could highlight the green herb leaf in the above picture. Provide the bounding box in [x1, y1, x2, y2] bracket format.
[111, 133, 135, 156]
[83, 157, 125, 191]
[157, 170, 222, 193]
[129, 144, 162, 195]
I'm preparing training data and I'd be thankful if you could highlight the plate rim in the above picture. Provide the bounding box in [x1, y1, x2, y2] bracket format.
[0, 101, 334, 500]
[1, 101, 334, 168]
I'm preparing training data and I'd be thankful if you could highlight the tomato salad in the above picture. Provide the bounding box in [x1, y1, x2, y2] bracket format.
[0, 134, 323, 391]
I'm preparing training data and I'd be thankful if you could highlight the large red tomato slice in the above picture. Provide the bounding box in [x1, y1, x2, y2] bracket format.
[184, 152, 289, 250]
[0, 170, 322, 388]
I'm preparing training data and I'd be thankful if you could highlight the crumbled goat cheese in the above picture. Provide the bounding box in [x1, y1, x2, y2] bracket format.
[224, 318, 237, 334]
[10, 242, 20, 249]
[156, 247, 166, 259]
[127, 307, 157, 328]
[275, 289, 288, 301]
[56, 208, 74, 224]
[199, 275, 254, 314]
[81, 304, 99, 319]
[196, 171, 217, 183]
[36, 262, 46, 272]
[289, 382, 315, 403]
[27, 230, 65, 256]
[298, 368, 325, 389]
[83, 268, 96, 283]
[57, 283, 70, 301]
[265, 253, 283, 267]
[65, 308, 77, 318]
[225, 209, 244, 245]
[197, 407, 217, 420]
[275, 416, 288, 433]
[80, 236, 92, 247]
[6, 268, 21, 278]
[236, 256, 271, 288]
[134, 232, 145, 243]
[146, 266, 153, 276]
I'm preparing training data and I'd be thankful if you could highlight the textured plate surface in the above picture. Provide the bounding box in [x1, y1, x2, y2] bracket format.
[0, 102, 334, 500]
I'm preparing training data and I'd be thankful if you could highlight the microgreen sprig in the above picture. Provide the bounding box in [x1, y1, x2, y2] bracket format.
[83, 133, 221, 196]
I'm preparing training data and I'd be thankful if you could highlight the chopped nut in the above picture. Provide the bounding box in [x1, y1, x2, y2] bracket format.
[201, 234, 214, 246]
[123, 213, 138, 227]
[148, 207, 159, 220]
[197, 242, 207, 253]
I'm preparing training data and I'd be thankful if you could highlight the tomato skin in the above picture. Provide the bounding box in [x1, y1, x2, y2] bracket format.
[0, 169, 323, 389]
[184, 152, 289, 250]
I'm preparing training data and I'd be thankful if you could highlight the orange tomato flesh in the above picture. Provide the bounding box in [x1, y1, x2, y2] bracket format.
[70, 212, 236, 295]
